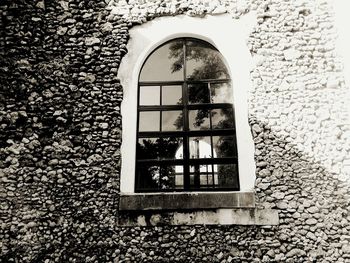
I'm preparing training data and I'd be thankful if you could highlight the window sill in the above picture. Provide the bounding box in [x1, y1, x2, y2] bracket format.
[119, 191, 255, 211]
[118, 192, 279, 226]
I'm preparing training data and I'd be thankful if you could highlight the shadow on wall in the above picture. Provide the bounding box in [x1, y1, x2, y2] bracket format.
[1, 112, 350, 262]
[250, 116, 350, 258]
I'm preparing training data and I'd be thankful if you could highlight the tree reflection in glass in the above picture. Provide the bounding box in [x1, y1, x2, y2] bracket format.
[188, 83, 210, 104]
[137, 137, 183, 160]
[189, 109, 210, 130]
[162, 110, 183, 131]
[137, 137, 185, 190]
[213, 136, 236, 158]
[210, 82, 232, 103]
[211, 108, 234, 129]
[215, 164, 238, 188]
[137, 165, 160, 190]
[140, 40, 184, 81]
[159, 165, 184, 189]
[162, 85, 182, 105]
[137, 165, 184, 190]
[185, 40, 229, 80]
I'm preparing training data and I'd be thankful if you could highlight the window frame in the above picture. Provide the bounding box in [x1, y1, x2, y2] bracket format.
[118, 14, 257, 195]
[135, 38, 240, 192]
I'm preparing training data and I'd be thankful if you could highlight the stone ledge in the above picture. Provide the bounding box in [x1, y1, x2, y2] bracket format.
[118, 208, 279, 226]
[119, 192, 255, 211]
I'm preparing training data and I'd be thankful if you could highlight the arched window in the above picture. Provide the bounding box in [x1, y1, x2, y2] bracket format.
[135, 38, 239, 192]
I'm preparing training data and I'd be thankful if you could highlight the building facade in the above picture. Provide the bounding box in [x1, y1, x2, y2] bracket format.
[1, 0, 350, 262]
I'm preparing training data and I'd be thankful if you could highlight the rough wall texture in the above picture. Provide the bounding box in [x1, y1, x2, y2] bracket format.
[1, 0, 350, 262]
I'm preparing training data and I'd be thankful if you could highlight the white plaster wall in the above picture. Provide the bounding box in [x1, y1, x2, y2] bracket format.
[333, 0, 350, 178]
[333, 0, 350, 87]
[118, 14, 257, 193]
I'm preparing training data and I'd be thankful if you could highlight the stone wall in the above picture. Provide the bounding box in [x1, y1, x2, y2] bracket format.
[1, 0, 350, 262]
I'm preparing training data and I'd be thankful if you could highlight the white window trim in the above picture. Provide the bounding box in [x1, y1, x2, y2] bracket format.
[118, 14, 257, 194]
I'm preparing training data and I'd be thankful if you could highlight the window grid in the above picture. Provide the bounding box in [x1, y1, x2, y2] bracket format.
[136, 38, 239, 192]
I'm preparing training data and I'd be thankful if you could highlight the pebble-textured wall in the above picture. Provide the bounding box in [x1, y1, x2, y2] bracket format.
[1, 0, 350, 262]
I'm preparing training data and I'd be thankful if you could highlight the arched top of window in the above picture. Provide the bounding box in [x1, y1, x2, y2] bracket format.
[139, 38, 230, 82]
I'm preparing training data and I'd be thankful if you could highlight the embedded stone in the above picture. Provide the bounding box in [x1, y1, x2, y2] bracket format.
[36, 1, 45, 9]
[283, 48, 302, 60]
[343, 244, 350, 253]
[259, 169, 271, 177]
[305, 218, 318, 225]
[150, 214, 162, 225]
[102, 22, 114, 32]
[252, 124, 262, 133]
[41, 175, 48, 182]
[212, 6, 226, 14]
[57, 26, 68, 35]
[286, 248, 306, 258]
[65, 18, 76, 24]
[190, 229, 196, 237]
[272, 192, 285, 200]
[59, 0, 69, 10]
[100, 123, 109, 129]
[277, 202, 288, 209]
[85, 37, 101, 46]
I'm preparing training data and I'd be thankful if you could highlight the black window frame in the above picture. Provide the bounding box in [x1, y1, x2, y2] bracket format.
[135, 38, 240, 192]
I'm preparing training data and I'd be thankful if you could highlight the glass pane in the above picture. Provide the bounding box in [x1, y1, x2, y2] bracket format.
[137, 137, 183, 160]
[190, 164, 214, 188]
[161, 137, 184, 159]
[160, 165, 184, 190]
[211, 108, 234, 129]
[188, 83, 210, 104]
[186, 39, 229, 80]
[190, 163, 213, 173]
[136, 165, 185, 191]
[136, 165, 161, 190]
[189, 174, 195, 187]
[201, 173, 213, 186]
[140, 40, 184, 81]
[175, 173, 184, 189]
[140, 86, 160, 105]
[214, 163, 238, 188]
[189, 109, 210, 130]
[189, 136, 212, 159]
[162, 110, 183, 131]
[162, 85, 182, 105]
[210, 82, 232, 103]
[170, 165, 184, 189]
[212, 136, 236, 158]
[139, 111, 160, 132]
[137, 138, 159, 160]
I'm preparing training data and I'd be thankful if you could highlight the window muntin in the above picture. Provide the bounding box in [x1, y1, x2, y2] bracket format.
[136, 38, 239, 192]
